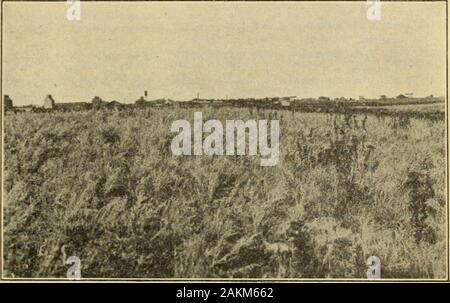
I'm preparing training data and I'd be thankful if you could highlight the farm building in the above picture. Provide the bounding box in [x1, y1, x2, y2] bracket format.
[151, 98, 174, 106]
[165, 99, 175, 106]
[4, 95, 13, 110]
[43, 94, 56, 109]
[107, 100, 124, 109]
[92, 97, 124, 110]
[286, 96, 296, 101]
[211, 99, 224, 107]
[172, 101, 182, 108]
[135, 97, 174, 107]
[135, 96, 147, 107]
[92, 96, 104, 105]
[195, 99, 213, 105]
[280, 96, 296, 107]
[56, 102, 92, 111]
[92, 96, 110, 109]
[16, 105, 35, 113]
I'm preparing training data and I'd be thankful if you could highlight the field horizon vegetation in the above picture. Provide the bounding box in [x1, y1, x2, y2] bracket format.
[6, 94, 445, 116]
[2, 101, 447, 279]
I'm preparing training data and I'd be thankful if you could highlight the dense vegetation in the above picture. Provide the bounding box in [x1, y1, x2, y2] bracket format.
[3, 107, 446, 279]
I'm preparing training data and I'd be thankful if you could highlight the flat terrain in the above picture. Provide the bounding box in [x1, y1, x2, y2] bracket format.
[3, 107, 447, 278]
[354, 102, 445, 112]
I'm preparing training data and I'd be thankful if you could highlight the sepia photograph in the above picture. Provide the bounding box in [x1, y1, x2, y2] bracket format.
[0, 0, 448, 281]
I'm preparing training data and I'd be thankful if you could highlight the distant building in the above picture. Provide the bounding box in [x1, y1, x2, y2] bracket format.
[135, 96, 173, 107]
[318, 96, 330, 101]
[92, 96, 103, 104]
[154, 98, 174, 106]
[92, 96, 108, 109]
[280, 96, 296, 102]
[379, 95, 387, 100]
[15, 105, 35, 113]
[108, 100, 123, 109]
[172, 101, 182, 108]
[43, 94, 56, 109]
[91, 97, 124, 110]
[4, 95, 13, 110]
[396, 94, 408, 99]
[281, 96, 296, 106]
[56, 102, 92, 111]
[269, 96, 295, 107]
[135, 96, 147, 107]
[193, 99, 212, 105]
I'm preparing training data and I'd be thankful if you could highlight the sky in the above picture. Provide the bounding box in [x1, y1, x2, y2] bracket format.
[2, 1, 447, 105]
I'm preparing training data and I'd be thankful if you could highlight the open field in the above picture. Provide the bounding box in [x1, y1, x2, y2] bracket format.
[347, 97, 445, 107]
[353, 102, 445, 112]
[3, 107, 447, 278]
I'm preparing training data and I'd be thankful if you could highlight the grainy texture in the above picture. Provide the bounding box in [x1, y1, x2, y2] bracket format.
[3, 107, 446, 278]
[2, 1, 447, 280]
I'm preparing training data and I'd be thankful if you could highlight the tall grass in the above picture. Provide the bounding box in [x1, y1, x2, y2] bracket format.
[3, 107, 446, 278]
